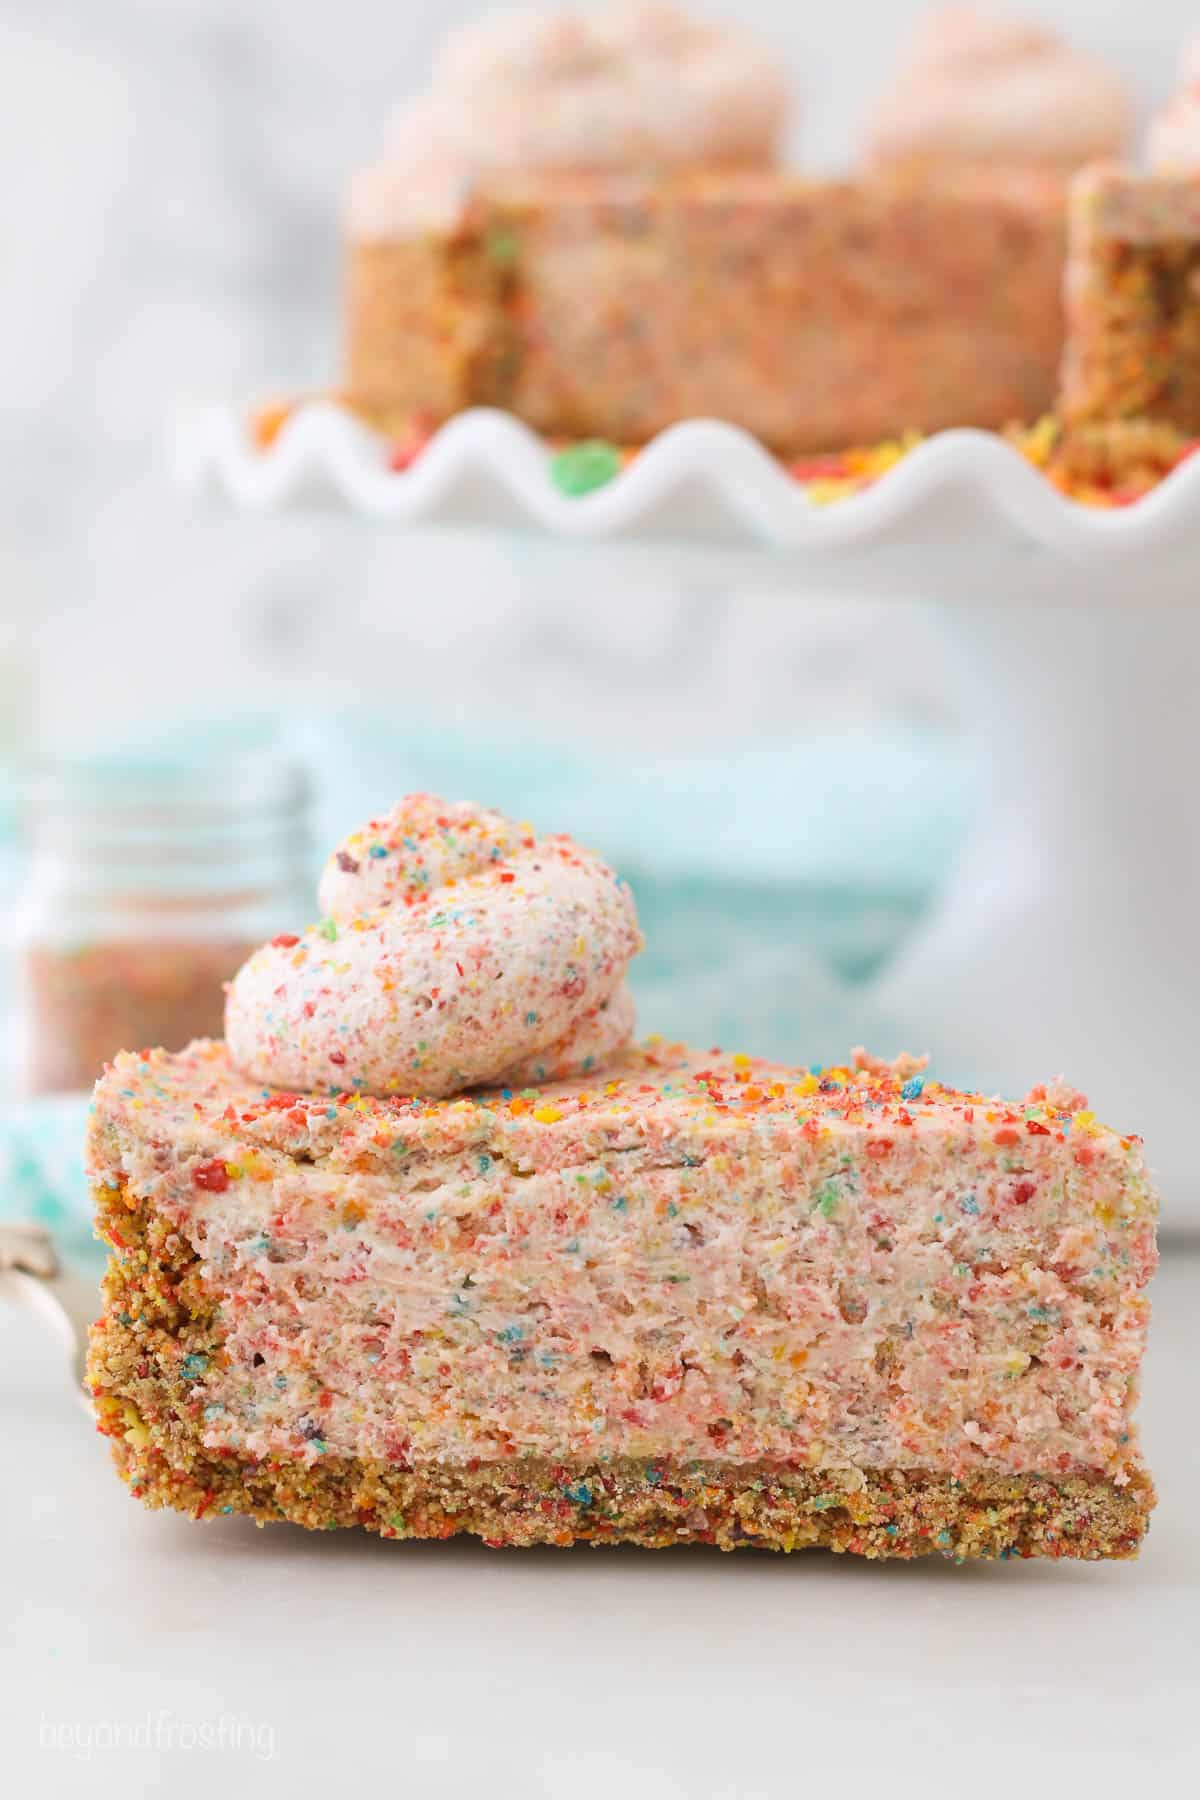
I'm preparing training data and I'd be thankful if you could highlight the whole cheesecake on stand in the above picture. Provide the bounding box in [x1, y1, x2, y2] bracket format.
[342, 3, 1130, 454]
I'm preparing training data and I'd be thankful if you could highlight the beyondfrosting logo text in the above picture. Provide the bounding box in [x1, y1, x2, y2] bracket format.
[39, 1711, 275, 1762]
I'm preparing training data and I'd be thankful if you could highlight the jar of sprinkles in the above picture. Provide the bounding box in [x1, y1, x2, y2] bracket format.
[10, 749, 310, 1096]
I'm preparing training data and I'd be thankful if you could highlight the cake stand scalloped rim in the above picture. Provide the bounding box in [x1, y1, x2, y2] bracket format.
[173, 400, 1200, 560]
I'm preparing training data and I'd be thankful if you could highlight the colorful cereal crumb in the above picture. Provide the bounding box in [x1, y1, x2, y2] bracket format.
[1010, 417, 1200, 508]
[548, 439, 627, 497]
[387, 410, 437, 473]
[790, 432, 923, 503]
[250, 399, 297, 451]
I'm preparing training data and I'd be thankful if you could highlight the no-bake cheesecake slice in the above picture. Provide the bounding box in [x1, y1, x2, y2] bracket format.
[86, 797, 1157, 1558]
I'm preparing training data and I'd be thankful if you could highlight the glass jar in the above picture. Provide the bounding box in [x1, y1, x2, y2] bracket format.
[10, 748, 311, 1096]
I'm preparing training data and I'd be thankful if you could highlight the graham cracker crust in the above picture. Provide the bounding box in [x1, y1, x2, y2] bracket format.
[87, 1173, 1155, 1562]
[93, 1424, 1152, 1560]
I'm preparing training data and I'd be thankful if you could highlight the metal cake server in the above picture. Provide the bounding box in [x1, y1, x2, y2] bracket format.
[0, 1222, 98, 1409]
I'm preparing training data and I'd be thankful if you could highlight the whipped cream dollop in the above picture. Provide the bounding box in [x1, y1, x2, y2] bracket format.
[349, 2, 789, 238]
[225, 796, 642, 1100]
[348, 98, 475, 238]
[865, 5, 1130, 173]
[1147, 38, 1200, 173]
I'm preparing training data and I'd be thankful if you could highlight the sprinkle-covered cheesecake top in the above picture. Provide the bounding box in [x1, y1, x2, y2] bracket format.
[91, 1035, 1146, 1198]
[225, 795, 641, 1101]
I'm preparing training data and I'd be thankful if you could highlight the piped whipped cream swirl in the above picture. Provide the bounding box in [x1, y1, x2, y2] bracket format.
[865, 5, 1129, 173]
[348, 3, 788, 238]
[226, 796, 641, 1100]
[1147, 38, 1200, 173]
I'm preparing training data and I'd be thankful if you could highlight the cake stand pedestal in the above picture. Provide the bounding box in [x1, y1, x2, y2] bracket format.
[872, 596, 1200, 1208]
[179, 406, 1200, 1215]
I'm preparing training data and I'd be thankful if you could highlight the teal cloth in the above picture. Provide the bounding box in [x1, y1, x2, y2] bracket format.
[0, 1093, 98, 1266]
[0, 711, 971, 1252]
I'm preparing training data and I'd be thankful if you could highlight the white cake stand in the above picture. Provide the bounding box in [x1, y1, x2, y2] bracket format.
[177, 405, 1200, 1217]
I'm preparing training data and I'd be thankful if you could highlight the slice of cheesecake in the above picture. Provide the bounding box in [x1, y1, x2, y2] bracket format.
[87, 1038, 1156, 1559]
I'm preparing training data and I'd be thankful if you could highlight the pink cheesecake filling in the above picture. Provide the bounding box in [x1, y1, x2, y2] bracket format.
[96, 1043, 1154, 1484]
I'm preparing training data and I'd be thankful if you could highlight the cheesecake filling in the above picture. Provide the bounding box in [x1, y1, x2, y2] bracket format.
[129, 1096, 1152, 1482]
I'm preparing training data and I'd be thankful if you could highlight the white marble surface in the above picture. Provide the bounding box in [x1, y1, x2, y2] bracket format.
[1, 1244, 1197, 1796]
